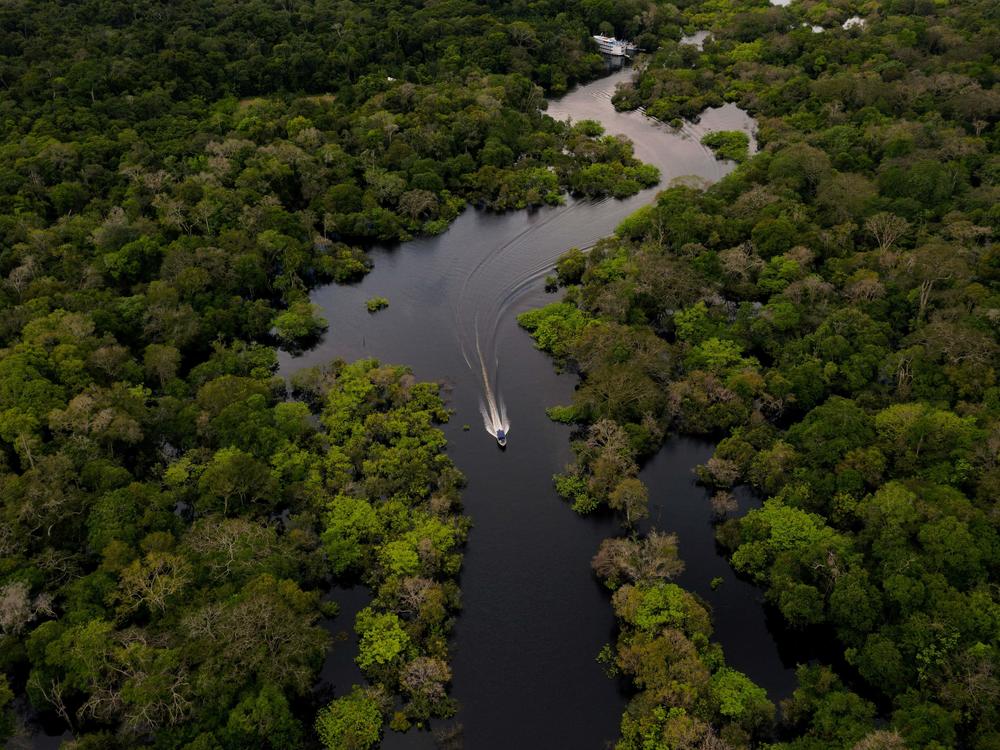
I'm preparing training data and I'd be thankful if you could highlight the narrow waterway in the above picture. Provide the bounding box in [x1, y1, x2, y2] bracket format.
[270, 67, 804, 750]
[19, 65, 787, 750]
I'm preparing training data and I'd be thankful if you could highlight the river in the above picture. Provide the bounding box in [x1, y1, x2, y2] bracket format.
[23, 68, 786, 750]
[280, 67, 800, 750]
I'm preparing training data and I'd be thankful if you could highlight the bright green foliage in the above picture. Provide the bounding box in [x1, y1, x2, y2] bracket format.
[673, 301, 724, 344]
[379, 539, 422, 576]
[599, 543, 772, 749]
[730, 499, 856, 626]
[554, 472, 600, 513]
[709, 668, 774, 731]
[731, 500, 846, 578]
[701, 130, 750, 162]
[313, 360, 465, 727]
[315, 687, 383, 750]
[518, 303, 593, 360]
[685, 337, 757, 375]
[322, 495, 381, 575]
[355, 609, 412, 674]
[545, 404, 581, 423]
[3, 350, 459, 747]
[366, 296, 389, 313]
[272, 302, 328, 347]
[624, 582, 706, 634]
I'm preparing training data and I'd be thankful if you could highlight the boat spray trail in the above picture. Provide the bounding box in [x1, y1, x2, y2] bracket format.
[474, 313, 509, 439]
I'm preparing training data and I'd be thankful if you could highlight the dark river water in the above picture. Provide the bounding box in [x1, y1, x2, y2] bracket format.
[26, 68, 792, 750]
[279, 68, 794, 750]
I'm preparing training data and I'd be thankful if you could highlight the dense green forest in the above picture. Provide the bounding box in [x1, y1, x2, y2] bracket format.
[2, 0, 998, 748]
[522, 0, 1000, 747]
[0, 0, 672, 747]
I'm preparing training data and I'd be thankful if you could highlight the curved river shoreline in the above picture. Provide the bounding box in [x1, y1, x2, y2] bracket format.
[283, 69, 779, 749]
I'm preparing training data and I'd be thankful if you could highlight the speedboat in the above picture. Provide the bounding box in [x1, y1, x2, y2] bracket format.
[496, 429, 507, 447]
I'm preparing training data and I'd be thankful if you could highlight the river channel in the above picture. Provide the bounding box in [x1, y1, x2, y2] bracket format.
[21, 65, 787, 750]
[271, 66, 808, 750]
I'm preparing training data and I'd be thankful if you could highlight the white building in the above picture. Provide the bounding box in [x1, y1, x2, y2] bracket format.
[592, 35, 637, 57]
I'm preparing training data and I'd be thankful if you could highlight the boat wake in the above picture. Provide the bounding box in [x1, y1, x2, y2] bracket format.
[474, 322, 510, 443]
[479, 392, 509, 442]
[455, 203, 583, 447]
